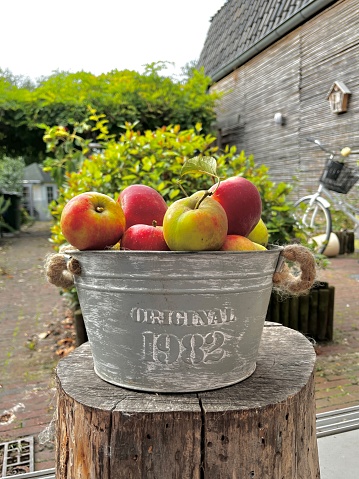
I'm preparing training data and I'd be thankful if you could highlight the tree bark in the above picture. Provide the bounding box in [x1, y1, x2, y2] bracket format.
[55, 323, 320, 479]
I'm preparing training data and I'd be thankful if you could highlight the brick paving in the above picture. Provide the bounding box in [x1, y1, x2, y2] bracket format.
[0, 221, 358, 471]
[314, 253, 359, 413]
[0, 222, 66, 471]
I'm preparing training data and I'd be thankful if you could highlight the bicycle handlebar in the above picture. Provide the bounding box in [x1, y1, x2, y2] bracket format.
[305, 137, 351, 158]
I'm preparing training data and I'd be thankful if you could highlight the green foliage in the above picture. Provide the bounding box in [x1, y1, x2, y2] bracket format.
[331, 203, 358, 232]
[0, 64, 219, 163]
[0, 155, 25, 193]
[0, 68, 37, 90]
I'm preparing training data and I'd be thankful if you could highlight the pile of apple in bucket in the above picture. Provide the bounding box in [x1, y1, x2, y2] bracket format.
[46, 157, 316, 393]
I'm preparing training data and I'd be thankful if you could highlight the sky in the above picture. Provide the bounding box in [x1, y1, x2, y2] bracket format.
[1, 0, 226, 82]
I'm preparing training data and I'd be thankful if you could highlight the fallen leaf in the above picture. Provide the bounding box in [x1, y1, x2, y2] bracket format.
[57, 337, 75, 346]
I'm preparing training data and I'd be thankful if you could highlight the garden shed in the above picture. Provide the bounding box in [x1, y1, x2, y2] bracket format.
[198, 0, 359, 198]
[23, 162, 58, 221]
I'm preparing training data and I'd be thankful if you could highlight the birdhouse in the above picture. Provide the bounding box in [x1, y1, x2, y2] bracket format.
[326, 81, 351, 113]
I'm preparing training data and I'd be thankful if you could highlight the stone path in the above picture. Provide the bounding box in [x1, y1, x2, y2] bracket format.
[0, 221, 358, 470]
[0, 222, 66, 471]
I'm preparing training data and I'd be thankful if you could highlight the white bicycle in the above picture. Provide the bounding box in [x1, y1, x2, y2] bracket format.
[294, 138, 359, 254]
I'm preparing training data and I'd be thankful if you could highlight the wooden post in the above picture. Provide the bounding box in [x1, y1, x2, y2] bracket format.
[347, 231, 355, 253]
[317, 289, 330, 341]
[299, 294, 310, 335]
[270, 292, 281, 324]
[55, 323, 320, 479]
[289, 295, 299, 331]
[326, 286, 335, 341]
[308, 289, 319, 338]
[280, 296, 290, 327]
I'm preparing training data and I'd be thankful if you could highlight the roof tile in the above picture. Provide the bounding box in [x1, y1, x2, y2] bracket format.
[198, 0, 315, 79]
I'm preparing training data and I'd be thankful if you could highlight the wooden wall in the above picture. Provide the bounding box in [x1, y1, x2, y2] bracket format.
[211, 0, 359, 202]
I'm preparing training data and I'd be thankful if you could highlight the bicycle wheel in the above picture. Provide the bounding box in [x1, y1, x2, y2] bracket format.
[294, 197, 332, 254]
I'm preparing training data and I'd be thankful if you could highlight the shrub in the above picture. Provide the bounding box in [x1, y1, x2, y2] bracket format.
[0, 155, 25, 193]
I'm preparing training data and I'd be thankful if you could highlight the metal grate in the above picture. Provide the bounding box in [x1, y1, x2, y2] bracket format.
[4, 469, 55, 479]
[0, 436, 34, 477]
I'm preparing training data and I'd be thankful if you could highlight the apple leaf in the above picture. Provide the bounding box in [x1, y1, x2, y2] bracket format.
[181, 156, 218, 179]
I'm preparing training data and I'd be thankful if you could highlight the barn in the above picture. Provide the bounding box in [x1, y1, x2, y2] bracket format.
[198, 0, 359, 199]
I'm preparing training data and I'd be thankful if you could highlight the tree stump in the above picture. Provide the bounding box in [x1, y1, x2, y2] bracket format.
[55, 323, 320, 479]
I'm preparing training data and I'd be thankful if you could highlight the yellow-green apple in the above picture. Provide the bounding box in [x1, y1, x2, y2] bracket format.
[246, 218, 269, 246]
[118, 184, 168, 229]
[120, 222, 169, 251]
[210, 176, 262, 236]
[220, 235, 267, 251]
[253, 243, 267, 251]
[60, 192, 126, 250]
[163, 191, 228, 251]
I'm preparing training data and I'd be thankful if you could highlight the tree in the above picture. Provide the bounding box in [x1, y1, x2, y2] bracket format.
[0, 64, 220, 164]
[0, 68, 37, 90]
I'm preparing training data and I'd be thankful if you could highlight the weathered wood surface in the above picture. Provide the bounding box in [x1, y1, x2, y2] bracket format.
[55, 323, 320, 479]
[211, 0, 359, 202]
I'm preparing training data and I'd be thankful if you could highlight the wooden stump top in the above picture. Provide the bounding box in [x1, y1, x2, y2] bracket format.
[57, 322, 316, 412]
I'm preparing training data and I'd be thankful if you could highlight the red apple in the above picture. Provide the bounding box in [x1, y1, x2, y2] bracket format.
[120, 222, 169, 251]
[220, 235, 267, 251]
[60, 192, 126, 250]
[163, 191, 228, 251]
[210, 176, 262, 236]
[118, 184, 168, 229]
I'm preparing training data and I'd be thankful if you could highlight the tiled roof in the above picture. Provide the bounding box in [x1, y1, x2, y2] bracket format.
[23, 162, 53, 183]
[198, 0, 334, 81]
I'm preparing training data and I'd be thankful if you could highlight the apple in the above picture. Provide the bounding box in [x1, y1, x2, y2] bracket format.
[118, 184, 168, 229]
[60, 192, 126, 250]
[253, 243, 267, 251]
[120, 222, 170, 251]
[210, 176, 262, 237]
[247, 218, 269, 246]
[220, 235, 267, 251]
[163, 191, 228, 251]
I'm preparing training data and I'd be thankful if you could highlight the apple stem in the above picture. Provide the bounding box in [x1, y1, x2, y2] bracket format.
[178, 181, 189, 197]
[95, 206, 104, 213]
[194, 190, 213, 209]
[152, 220, 157, 227]
[211, 177, 221, 195]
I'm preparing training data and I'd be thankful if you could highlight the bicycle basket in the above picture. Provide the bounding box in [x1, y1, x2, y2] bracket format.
[321, 160, 343, 180]
[320, 161, 359, 193]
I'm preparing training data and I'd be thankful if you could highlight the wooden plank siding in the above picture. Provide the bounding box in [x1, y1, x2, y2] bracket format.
[299, 0, 359, 201]
[211, 0, 359, 202]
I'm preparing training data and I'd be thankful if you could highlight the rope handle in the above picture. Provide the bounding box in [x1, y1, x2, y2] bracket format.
[44, 248, 81, 289]
[272, 244, 317, 294]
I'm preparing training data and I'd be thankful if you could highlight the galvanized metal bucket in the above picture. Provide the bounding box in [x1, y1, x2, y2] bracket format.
[66, 247, 283, 393]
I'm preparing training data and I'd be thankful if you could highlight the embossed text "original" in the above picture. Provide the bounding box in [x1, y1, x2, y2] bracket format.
[131, 307, 236, 326]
